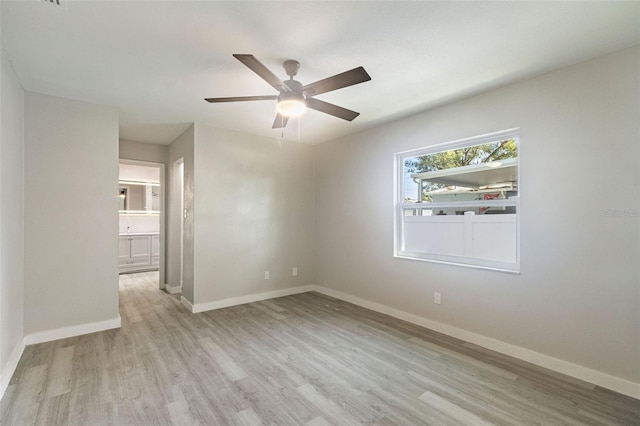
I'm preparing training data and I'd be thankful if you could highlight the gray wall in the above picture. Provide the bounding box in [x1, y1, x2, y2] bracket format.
[167, 125, 195, 301]
[0, 49, 24, 385]
[314, 46, 640, 383]
[192, 125, 315, 304]
[24, 92, 120, 334]
[119, 139, 168, 165]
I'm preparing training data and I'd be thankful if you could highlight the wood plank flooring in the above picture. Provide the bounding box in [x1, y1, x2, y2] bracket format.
[1, 272, 638, 425]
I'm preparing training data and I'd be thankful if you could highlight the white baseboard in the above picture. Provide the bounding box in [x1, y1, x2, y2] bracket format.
[0, 337, 26, 402]
[310, 285, 640, 400]
[184, 285, 315, 314]
[165, 284, 182, 294]
[181, 295, 193, 312]
[23, 316, 122, 346]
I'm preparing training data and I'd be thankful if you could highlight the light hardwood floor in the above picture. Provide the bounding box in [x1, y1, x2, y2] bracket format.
[1, 272, 638, 425]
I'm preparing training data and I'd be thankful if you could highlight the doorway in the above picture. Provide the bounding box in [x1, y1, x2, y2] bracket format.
[118, 159, 166, 289]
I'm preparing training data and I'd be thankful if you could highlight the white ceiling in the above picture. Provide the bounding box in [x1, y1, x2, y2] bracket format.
[2, 1, 639, 145]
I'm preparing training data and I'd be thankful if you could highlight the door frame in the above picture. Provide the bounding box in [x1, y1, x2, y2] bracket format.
[118, 159, 166, 289]
[171, 157, 185, 293]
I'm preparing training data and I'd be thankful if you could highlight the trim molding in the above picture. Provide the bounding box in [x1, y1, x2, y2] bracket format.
[185, 285, 315, 314]
[181, 295, 194, 312]
[165, 284, 182, 294]
[310, 285, 640, 400]
[0, 338, 26, 401]
[23, 316, 121, 346]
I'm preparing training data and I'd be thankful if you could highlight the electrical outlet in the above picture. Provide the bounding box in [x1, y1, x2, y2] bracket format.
[264, 271, 270, 280]
[292, 267, 298, 277]
[434, 292, 441, 305]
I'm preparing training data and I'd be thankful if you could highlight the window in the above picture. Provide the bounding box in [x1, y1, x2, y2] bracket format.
[395, 129, 520, 272]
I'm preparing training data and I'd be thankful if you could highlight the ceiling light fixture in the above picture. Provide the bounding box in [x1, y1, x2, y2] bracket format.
[485, 161, 503, 168]
[276, 91, 306, 117]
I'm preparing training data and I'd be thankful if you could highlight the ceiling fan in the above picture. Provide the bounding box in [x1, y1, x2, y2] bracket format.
[205, 54, 371, 129]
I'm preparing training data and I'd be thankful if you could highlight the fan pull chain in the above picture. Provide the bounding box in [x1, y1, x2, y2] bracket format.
[280, 114, 285, 142]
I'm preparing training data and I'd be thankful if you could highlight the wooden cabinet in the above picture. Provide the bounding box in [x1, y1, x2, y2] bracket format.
[119, 234, 159, 273]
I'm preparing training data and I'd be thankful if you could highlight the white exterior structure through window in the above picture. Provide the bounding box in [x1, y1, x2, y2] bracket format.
[395, 129, 520, 272]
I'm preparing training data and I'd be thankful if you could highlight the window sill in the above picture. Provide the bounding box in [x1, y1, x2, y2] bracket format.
[393, 253, 521, 274]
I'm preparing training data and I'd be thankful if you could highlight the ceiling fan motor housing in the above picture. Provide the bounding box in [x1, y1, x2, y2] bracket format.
[277, 90, 305, 104]
[283, 79, 303, 92]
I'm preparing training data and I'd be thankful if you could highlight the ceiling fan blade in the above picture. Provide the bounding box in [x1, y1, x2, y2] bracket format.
[233, 54, 291, 93]
[305, 97, 360, 121]
[272, 113, 289, 129]
[302, 66, 371, 96]
[205, 95, 277, 103]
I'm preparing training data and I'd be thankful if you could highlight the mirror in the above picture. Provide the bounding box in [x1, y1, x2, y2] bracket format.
[119, 181, 160, 214]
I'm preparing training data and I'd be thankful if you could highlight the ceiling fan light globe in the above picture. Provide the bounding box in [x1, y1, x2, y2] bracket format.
[277, 100, 306, 117]
[276, 91, 306, 117]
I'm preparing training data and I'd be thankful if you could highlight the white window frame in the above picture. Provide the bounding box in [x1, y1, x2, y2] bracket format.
[394, 128, 520, 273]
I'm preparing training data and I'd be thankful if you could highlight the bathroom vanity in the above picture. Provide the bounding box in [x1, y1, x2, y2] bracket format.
[118, 233, 160, 274]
